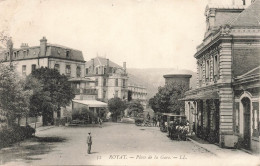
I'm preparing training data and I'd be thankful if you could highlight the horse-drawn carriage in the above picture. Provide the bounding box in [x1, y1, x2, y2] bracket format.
[160, 113, 189, 140]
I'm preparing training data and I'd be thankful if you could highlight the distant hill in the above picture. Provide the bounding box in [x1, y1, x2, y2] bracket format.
[127, 68, 196, 99]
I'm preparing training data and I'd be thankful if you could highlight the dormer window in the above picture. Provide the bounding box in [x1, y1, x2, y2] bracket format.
[66, 50, 70, 58]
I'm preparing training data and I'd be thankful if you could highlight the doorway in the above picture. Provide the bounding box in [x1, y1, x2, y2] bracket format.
[242, 97, 251, 150]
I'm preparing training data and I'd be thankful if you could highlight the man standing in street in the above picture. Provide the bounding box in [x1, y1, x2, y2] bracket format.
[87, 132, 92, 154]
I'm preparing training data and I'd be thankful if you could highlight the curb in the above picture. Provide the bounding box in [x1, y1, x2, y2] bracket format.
[187, 138, 218, 156]
[36, 126, 55, 132]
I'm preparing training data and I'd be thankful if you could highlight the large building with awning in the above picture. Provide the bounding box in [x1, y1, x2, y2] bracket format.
[182, 0, 260, 153]
[72, 99, 108, 117]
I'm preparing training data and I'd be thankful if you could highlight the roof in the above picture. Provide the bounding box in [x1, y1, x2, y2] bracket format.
[0, 38, 85, 62]
[86, 56, 122, 68]
[161, 113, 185, 117]
[180, 91, 219, 101]
[163, 74, 192, 78]
[73, 99, 107, 108]
[68, 77, 95, 82]
[229, 0, 260, 27]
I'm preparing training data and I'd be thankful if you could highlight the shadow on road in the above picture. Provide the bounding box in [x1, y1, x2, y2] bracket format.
[0, 136, 66, 165]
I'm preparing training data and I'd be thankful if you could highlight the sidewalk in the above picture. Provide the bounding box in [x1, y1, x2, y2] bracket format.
[187, 135, 253, 158]
[35, 125, 55, 132]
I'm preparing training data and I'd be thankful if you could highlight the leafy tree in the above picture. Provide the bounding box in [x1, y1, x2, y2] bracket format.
[149, 82, 188, 114]
[127, 90, 132, 101]
[30, 67, 75, 125]
[108, 97, 127, 122]
[72, 107, 94, 123]
[0, 64, 32, 127]
[128, 99, 144, 117]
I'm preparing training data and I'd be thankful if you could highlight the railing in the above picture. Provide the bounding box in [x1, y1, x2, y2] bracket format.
[83, 88, 98, 95]
[73, 88, 97, 95]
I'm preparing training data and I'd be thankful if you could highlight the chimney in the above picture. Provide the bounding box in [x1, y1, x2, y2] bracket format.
[92, 58, 95, 72]
[106, 59, 109, 67]
[40, 37, 47, 56]
[20, 43, 29, 48]
[106, 59, 109, 73]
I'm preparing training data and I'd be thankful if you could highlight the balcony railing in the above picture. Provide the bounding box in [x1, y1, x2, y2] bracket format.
[73, 88, 98, 95]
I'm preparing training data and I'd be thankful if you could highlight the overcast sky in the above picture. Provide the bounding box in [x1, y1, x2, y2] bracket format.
[0, 0, 213, 71]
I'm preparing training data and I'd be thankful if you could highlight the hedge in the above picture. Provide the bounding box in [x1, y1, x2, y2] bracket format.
[0, 125, 35, 149]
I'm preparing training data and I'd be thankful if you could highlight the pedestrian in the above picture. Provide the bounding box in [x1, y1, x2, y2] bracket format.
[99, 118, 102, 128]
[87, 132, 92, 154]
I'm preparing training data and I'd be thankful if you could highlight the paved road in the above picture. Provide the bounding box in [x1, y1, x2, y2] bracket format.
[0, 123, 258, 166]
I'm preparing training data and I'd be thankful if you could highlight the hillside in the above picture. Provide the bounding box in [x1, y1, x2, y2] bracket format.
[127, 68, 196, 99]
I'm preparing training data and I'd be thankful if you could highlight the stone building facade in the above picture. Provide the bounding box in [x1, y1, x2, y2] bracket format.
[0, 37, 87, 125]
[85, 57, 129, 102]
[182, 0, 260, 153]
[128, 84, 147, 108]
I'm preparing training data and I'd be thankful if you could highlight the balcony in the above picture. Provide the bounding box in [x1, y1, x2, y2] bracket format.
[83, 88, 98, 95]
[73, 88, 98, 95]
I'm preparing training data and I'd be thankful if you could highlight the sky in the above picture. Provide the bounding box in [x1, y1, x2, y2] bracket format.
[0, 0, 213, 71]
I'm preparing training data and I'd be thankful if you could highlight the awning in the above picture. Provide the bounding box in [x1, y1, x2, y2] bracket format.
[73, 99, 108, 108]
[179, 91, 219, 101]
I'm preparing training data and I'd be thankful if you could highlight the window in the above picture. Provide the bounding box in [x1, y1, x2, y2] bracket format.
[86, 68, 88, 75]
[234, 103, 240, 133]
[31, 64, 36, 72]
[66, 65, 71, 75]
[199, 64, 203, 80]
[54, 64, 60, 72]
[23, 50, 26, 56]
[103, 90, 106, 99]
[95, 78, 98, 86]
[66, 50, 70, 58]
[22, 65, 26, 76]
[96, 67, 98, 75]
[115, 91, 118, 97]
[104, 67, 107, 74]
[115, 79, 118, 87]
[214, 55, 218, 77]
[122, 79, 126, 88]
[103, 78, 107, 86]
[206, 60, 210, 79]
[76, 66, 81, 77]
[14, 52, 17, 58]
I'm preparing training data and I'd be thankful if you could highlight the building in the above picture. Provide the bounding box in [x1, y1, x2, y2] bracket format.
[182, 0, 260, 153]
[0, 37, 85, 78]
[85, 56, 129, 102]
[0, 37, 107, 125]
[163, 74, 192, 88]
[128, 84, 147, 108]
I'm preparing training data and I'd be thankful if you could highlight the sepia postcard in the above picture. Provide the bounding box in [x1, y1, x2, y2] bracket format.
[0, 0, 259, 166]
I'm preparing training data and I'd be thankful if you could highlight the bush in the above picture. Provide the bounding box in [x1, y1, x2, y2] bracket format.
[0, 125, 35, 149]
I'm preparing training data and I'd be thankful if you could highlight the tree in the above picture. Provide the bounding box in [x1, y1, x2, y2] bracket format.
[128, 99, 144, 117]
[0, 64, 32, 127]
[127, 90, 133, 101]
[30, 67, 75, 125]
[108, 97, 127, 122]
[149, 82, 188, 114]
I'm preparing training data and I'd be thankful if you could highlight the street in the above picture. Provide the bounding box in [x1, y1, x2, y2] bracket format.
[0, 123, 258, 166]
